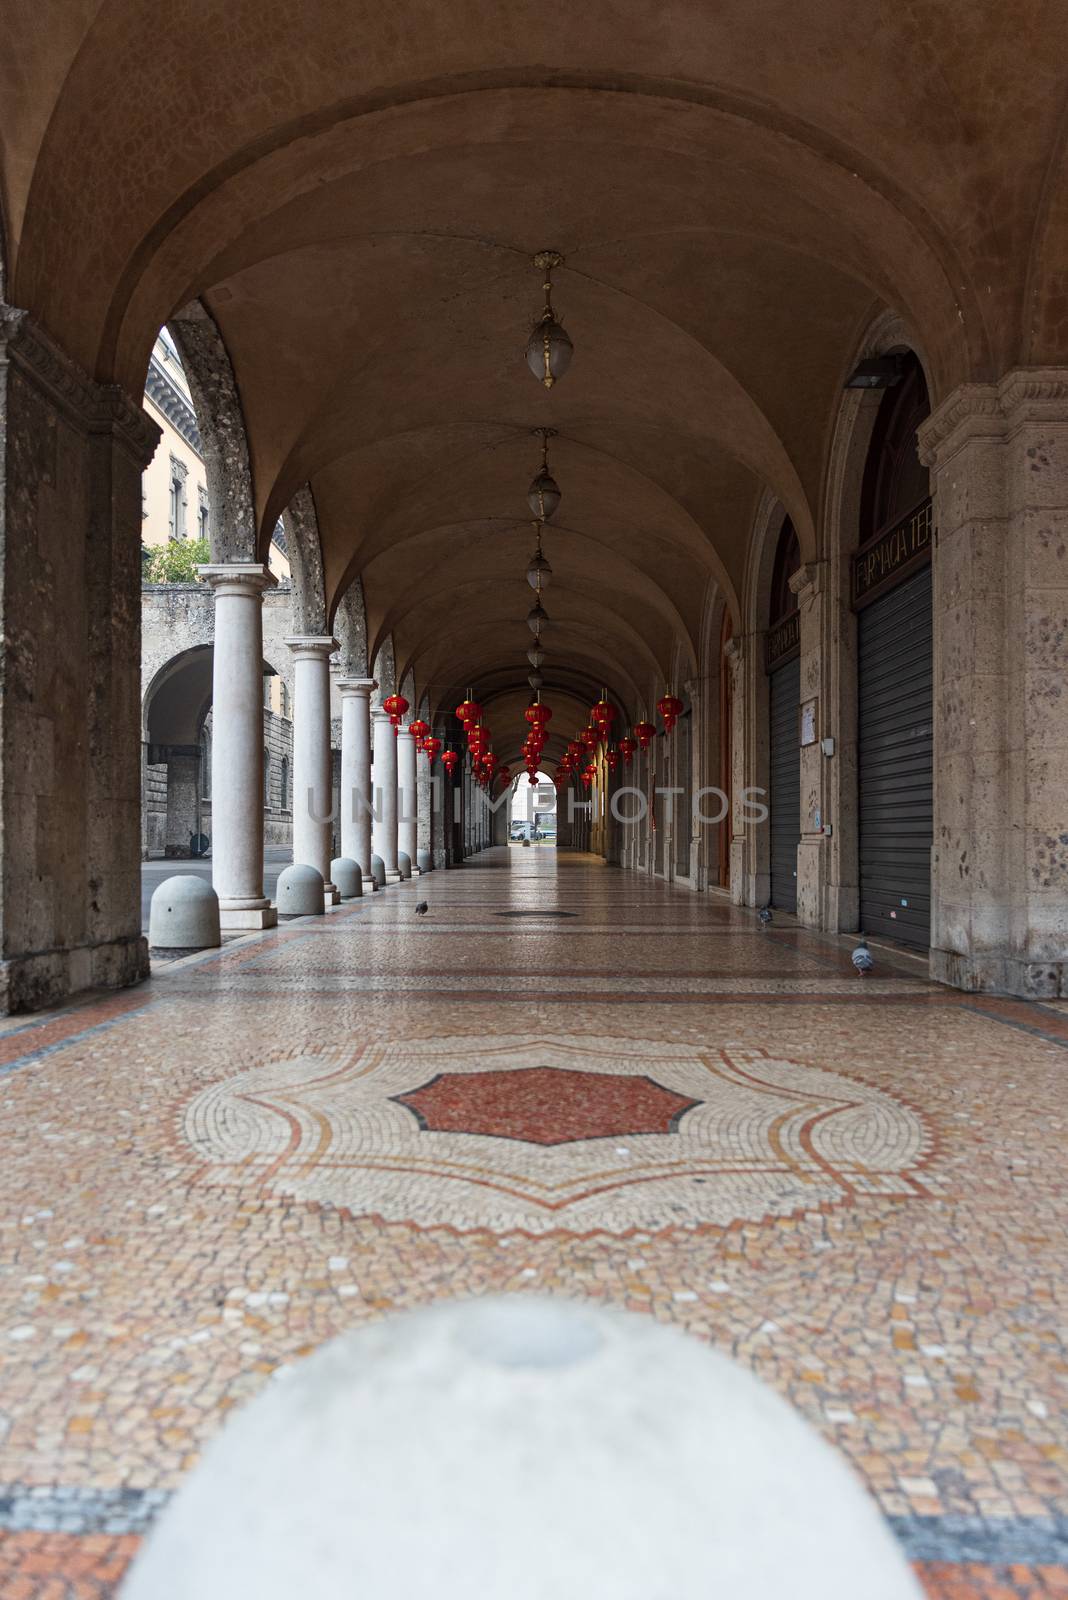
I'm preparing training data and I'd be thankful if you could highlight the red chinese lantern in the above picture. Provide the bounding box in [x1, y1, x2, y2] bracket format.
[408, 718, 430, 743]
[591, 698, 616, 730]
[619, 735, 636, 765]
[383, 693, 409, 733]
[423, 737, 442, 760]
[525, 703, 553, 728]
[657, 694, 684, 733]
[468, 724, 490, 754]
[633, 720, 655, 750]
[456, 697, 482, 726]
[606, 749, 620, 773]
[581, 764, 596, 787]
[442, 749, 458, 777]
[567, 740, 583, 761]
[581, 726, 598, 749]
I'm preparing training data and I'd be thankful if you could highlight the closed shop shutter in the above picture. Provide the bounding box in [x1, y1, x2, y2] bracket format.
[769, 657, 800, 913]
[857, 564, 933, 947]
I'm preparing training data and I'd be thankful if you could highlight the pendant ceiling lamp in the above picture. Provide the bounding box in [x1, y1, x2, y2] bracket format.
[528, 429, 562, 521]
[526, 251, 573, 388]
[527, 598, 549, 635]
[526, 524, 554, 590]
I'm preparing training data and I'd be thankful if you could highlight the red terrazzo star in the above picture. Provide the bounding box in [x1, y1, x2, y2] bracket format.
[392, 1066, 701, 1146]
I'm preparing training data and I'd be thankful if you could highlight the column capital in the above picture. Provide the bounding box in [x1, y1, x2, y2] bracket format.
[199, 563, 277, 597]
[918, 368, 1068, 466]
[285, 635, 339, 661]
[336, 676, 377, 697]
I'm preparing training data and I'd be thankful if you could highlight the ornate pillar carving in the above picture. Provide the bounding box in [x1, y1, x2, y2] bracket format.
[918, 370, 1068, 996]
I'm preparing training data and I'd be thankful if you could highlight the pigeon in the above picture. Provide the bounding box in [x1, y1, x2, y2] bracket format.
[851, 937, 874, 976]
[758, 905, 772, 929]
[414, 901, 429, 916]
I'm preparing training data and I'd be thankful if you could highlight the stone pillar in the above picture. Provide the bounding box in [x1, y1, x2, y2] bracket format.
[338, 677, 376, 886]
[164, 747, 201, 857]
[918, 370, 1068, 997]
[790, 562, 832, 928]
[725, 635, 768, 907]
[287, 637, 339, 903]
[396, 725, 420, 873]
[371, 708, 401, 882]
[0, 309, 161, 1012]
[199, 565, 278, 929]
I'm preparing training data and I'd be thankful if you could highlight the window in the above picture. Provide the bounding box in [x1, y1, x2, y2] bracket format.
[168, 456, 188, 540]
[281, 681, 290, 718]
[264, 676, 273, 710]
[280, 756, 289, 811]
[198, 485, 209, 542]
[264, 748, 272, 807]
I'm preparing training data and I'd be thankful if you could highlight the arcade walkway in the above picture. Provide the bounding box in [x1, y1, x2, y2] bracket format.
[0, 852, 1065, 1597]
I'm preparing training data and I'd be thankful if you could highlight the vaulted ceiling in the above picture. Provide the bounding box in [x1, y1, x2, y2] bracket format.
[4, 0, 1068, 738]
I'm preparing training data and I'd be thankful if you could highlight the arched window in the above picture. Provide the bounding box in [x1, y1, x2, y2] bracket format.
[280, 755, 289, 811]
[859, 353, 931, 539]
[264, 748, 271, 807]
[281, 681, 290, 718]
[768, 516, 801, 626]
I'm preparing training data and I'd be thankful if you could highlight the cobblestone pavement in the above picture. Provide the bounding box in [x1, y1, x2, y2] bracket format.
[1, 850, 1066, 1595]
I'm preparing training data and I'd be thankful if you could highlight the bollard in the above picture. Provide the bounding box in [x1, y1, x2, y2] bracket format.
[120, 1297, 921, 1600]
[330, 858, 363, 899]
[148, 877, 220, 954]
[275, 863, 325, 917]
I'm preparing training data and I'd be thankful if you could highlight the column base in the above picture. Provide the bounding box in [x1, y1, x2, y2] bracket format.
[220, 906, 278, 930]
[0, 934, 149, 1016]
[932, 945, 1068, 999]
[324, 885, 341, 905]
[382, 871, 403, 885]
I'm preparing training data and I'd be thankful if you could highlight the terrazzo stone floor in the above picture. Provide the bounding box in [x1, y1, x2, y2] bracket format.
[1, 848, 1066, 1596]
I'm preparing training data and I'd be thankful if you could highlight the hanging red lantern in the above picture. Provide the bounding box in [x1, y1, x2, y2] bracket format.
[633, 720, 655, 750]
[383, 693, 409, 733]
[567, 740, 583, 761]
[408, 718, 430, 743]
[606, 749, 620, 773]
[456, 697, 482, 726]
[423, 736, 442, 760]
[525, 703, 553, 728]
[619, 735, 636, 765]
[591, 698, 616, 730]
[657, 694, 684, 733]
[581, 726, 598, 749]
[581, 764, 596, 787]
[441, 749, 458, 776]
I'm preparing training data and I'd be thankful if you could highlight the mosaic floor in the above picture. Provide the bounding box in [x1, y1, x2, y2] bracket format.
[1, 848, 1066, 1596]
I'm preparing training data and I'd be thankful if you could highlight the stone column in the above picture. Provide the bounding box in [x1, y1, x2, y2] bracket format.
[724, 635, 766, 907]
[164, 746, 201, 857]
[337, 677, 376, 887]
[199, 566, 278, 928]
[287, 637, 339, 903]
[918, 370, 1068, 997]
[371, 708, 401, 882]
[790, 562, 833, 929]
[396, 725, 420, 874]
[0, 309, 160, 1011]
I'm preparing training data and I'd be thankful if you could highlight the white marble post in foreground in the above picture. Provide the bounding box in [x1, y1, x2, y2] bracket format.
[396, 724, 420, 874]
[199, 564, 278, 929]
[287, 637, 340, 905]
[338, 677, 377, 888]
[371, 707, 401, 883]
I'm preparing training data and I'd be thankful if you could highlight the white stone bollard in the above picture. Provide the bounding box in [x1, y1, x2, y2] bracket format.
[120, 1297, 920, 1600]
[148, 877, 221, 952]
[417, 849, 432, 873]
[397, 850, 412, 880]
[370, 854, 386, 890]
[331, 857, 362, 899]
[275, 864, 325, 917]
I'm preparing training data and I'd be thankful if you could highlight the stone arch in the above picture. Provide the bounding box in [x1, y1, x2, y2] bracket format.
[371, 635, 397, 702]
[166, 300, 257, 564]
[333, 575, 368, 677]
[281, 484, 327, 635]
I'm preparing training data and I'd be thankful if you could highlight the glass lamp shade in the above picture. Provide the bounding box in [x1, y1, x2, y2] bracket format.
[527, 548, 554, 589]
[527, 600, 549, 634]
[527, 645, 545, 668]
[527, 469, 561, 521]
[528, 671, 544, 690]
[526, 317, 573, 388]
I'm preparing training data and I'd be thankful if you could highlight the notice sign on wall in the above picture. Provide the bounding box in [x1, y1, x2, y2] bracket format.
[800, 698, 818, 747]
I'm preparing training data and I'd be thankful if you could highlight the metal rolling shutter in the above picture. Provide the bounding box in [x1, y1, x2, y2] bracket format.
[769, 657, 800, 913]
[857, 565, 933, 948]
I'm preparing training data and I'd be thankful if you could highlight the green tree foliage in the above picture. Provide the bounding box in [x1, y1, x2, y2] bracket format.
[142, 537, 211, 584]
